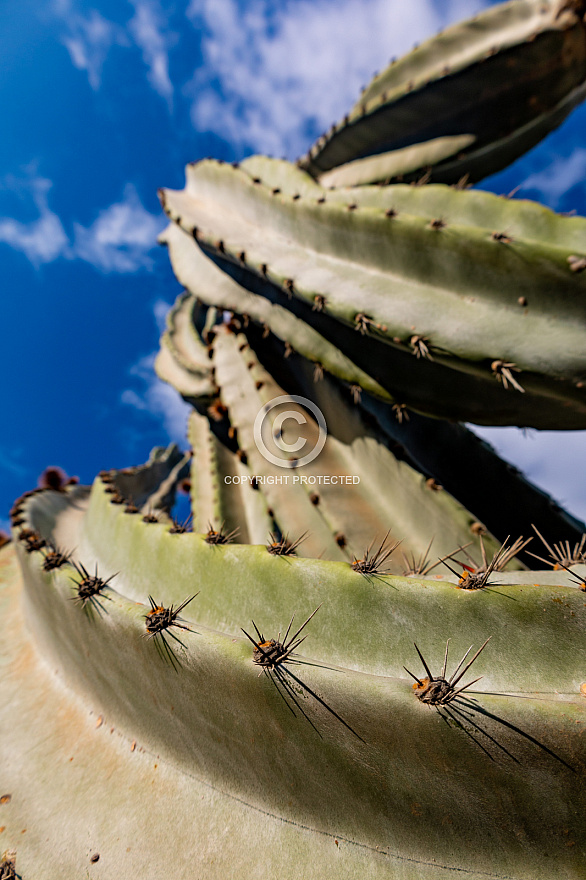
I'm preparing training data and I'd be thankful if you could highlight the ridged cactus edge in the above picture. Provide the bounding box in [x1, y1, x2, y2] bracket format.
[1, 476, 585, 878]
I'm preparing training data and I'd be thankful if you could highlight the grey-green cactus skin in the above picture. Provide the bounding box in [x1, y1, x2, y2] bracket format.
[158, 216, 585, 556]
[4, 0, 586, 876]
[299, 0, 586, 186]
[2, 477, 585, 879]
[159, 157, 586, 428]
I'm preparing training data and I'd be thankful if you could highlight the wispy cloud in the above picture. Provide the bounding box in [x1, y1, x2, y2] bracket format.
[185, 0, 489, 158]
[122, 349, 191, 444]
[72, 183, 165, 273]
[55, 1, 127, 90]
[0, 445, 28, 479]
[128, 0, 175, 109]
[53, 0, 176, 106]
[520, 148, 586, 209]
[0, 175, 68, 266]
[0, 173, 163, 273]
[470, 426, 586, 524]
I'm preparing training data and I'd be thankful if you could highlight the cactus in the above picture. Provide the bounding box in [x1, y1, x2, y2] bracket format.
[299, 0, 586, 186]
[2, 0, 586, 877]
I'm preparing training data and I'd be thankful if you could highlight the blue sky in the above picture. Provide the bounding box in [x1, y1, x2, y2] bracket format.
[1, 0, 586, 533]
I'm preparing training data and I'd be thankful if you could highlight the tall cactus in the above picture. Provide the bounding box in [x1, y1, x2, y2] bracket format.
[2, 1, 586, 877]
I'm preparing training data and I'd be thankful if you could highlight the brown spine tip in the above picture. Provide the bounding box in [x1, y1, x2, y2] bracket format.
[429, 218, 446, 230]
[292, 193, 301, 200]
[238, 251, 246, 263]
[385, 208, 397, 218]
[347, 203, 357, 211]
[491, 231, 513, 244]
[272, 188, 281, 195]
[568, 255, 586, 273]
[216, 240, 225, 253]
[317, 196, 326, 204]
[335, 532, 347, 548]
[260, 263, 268, 276]
[518, 296, 527, 306]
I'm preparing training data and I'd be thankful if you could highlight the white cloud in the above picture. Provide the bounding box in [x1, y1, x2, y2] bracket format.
[0, 173, 163, 273]
[520, 147, 586, 208]
[470, 426, 586, 524]
[0, 175, 68, 266]
[72, 184, 166, 273]
[128, 0, 175, 109]
[122, 351, 191, 444]
[153, 298, 172, 333]
[185, 0, 489, 158]
[54, 0, 176, 106]
[56, 2, 127, 90]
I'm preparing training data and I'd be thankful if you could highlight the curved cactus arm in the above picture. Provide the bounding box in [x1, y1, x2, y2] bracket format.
[96, 443, 188, 515]
[300, 0, 586, 184]
[317, 134, 476, 188]
[188, 409, 273, 543]
[240, 155, 586, 254]
[16, 482, 586, 686]
[165, 290, 217, 380]
[211, 325, 350, 561]
[3, 533, 585, 879]
[234, 322, 507, 571]
[359, 392, 586, 558]
[159, 221, 391, 401]
[159, 160, 586, 428]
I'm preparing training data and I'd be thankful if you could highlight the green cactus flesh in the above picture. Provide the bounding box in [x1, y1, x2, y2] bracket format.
[159, 157, 586, 428]
[299, 0, 586, 185]
[2, 478, 585, 878]
[5, 1, 586, 875]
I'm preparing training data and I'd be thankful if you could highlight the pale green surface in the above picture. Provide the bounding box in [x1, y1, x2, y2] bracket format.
[3, 489, 585, 880]
[74, 481, 586, 691]
[162, 161, 586, 374]
[318, 135, 476, 188]
[301, 0, 586, 182]
[159, 159, 586, 427]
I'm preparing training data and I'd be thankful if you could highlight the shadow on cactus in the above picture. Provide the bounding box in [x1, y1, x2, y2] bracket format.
[2, 1, 586, 877]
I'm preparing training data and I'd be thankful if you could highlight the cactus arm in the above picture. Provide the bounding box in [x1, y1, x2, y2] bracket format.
[317, 134, 476, 188]
[188, 409, 273, 543]
[3, 480, 585, 878]
[300, 0, 586, 184]
[159, 222, 391, 400]
[159, 161, 586, 427]
[211, 327, 350, 560]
